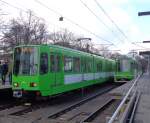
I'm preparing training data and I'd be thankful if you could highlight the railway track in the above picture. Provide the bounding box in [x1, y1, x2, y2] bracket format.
[0, 83, 121, 123]
[0, 98, 24, 112]
[10, 101, 50, 116]
[48, 86, 115, 118]
[80, 98, 115, 123]
[9, 84, 116, 116]
[89, 99, 121, 123]
[33, 85, 119, 123]
[0, 102, 20, 111]
[9, 90, 87, 116]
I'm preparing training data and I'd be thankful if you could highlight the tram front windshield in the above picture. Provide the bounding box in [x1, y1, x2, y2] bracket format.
[13, 47, 38, 75]
[119, 59, 130, 72]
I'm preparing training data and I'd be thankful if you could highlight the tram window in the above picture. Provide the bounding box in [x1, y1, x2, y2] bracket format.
[64, 57, 73, 72]
[97, 62, 102, 72]
[13, 47, 38, 75]
[87, 60, 92, 72]
[73, 58, 80, 72]
[96, 63, 98, 72]
[40, 53, 48, 74]
[56, 55, 61, 72]
[131, 62, 135, 71]
[118, 62, 120, 71]
[50, 55, 55, 72]
[82, 59, 86, 72]
[82, 59, 92, 73]
[50, 55, 61, 72]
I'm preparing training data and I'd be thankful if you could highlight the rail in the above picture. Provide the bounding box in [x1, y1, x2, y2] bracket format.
[48, 85, 116, 119]
[108, 74, 141, 123]
[81, 98, 114, 123]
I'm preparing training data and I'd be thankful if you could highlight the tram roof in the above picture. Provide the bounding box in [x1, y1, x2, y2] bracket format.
[14, 44, 115, 62]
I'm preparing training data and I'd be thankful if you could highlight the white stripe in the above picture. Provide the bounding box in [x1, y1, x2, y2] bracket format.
[64, 74, 82, 84]
[100, 72, 106, 78]
[95, 73, 100, 79]
[95, 72, 106, 79]
[83, 73, 94, 80]
[105, 72, 115, 77]
[64, 72, 114, 84]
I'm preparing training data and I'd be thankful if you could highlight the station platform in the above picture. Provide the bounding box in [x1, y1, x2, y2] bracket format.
[0, 84, 11, 89]
[133, 73, 150, 123]
[109, 73, 150, 123]
[109, 78, 134, 96]
[0, 80, 11, 90]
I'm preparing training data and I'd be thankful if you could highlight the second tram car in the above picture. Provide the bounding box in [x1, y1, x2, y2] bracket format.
[114, 56, 140, 82]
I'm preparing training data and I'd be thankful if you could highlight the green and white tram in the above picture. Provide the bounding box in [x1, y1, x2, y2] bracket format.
[12, 44, 116, 98]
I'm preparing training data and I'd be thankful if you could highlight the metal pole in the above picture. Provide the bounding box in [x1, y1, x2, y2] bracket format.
[147, 55, 150, 75]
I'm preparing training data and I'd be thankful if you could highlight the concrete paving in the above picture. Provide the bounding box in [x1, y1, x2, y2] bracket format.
[134, 73, 150, 123]
[134, 94, 150, 123]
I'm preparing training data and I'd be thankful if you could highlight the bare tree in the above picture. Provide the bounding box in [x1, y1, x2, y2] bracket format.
[48, 29, 94, 52]
[91, 45, 111, 57]
[49, 29, 76, 46]
[2, 10, 48, 52]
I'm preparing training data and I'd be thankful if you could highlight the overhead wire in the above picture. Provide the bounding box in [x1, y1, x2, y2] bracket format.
[0, 0, 27, 12]
[93, 0, 150, 50]
[34, 0, 120, 48]
[94, 0, 129, 41]
[79, 0, 125, 44]
[132, 42, 150, 49]
[0, 0, 121, 50]
[0, 0, 66, 31]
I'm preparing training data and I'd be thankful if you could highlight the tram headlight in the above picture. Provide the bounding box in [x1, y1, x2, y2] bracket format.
[14, 83, 19, 87]
[30, 82, 37, 87]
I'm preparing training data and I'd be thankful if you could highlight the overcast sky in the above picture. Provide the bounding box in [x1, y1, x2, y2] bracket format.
[1, 0, 150, 54]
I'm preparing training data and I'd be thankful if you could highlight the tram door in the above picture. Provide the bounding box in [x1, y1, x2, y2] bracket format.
[50, 53, 63, 87]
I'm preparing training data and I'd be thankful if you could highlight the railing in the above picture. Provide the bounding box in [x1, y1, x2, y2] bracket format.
[108, 74, 141, 123]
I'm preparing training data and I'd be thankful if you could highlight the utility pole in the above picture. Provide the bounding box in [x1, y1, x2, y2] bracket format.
[148, 56, 150, 75]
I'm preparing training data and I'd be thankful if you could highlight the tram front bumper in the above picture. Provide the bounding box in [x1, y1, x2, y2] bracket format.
[13, 88, 41, 98]
[13, 90, 22, 98]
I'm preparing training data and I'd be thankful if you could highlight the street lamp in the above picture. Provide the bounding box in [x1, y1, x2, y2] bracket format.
[138, 11, 150, 16]
[77, 38, 92, 41]
[59, 16, 63, 21]
[143, 41, 150, 43]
